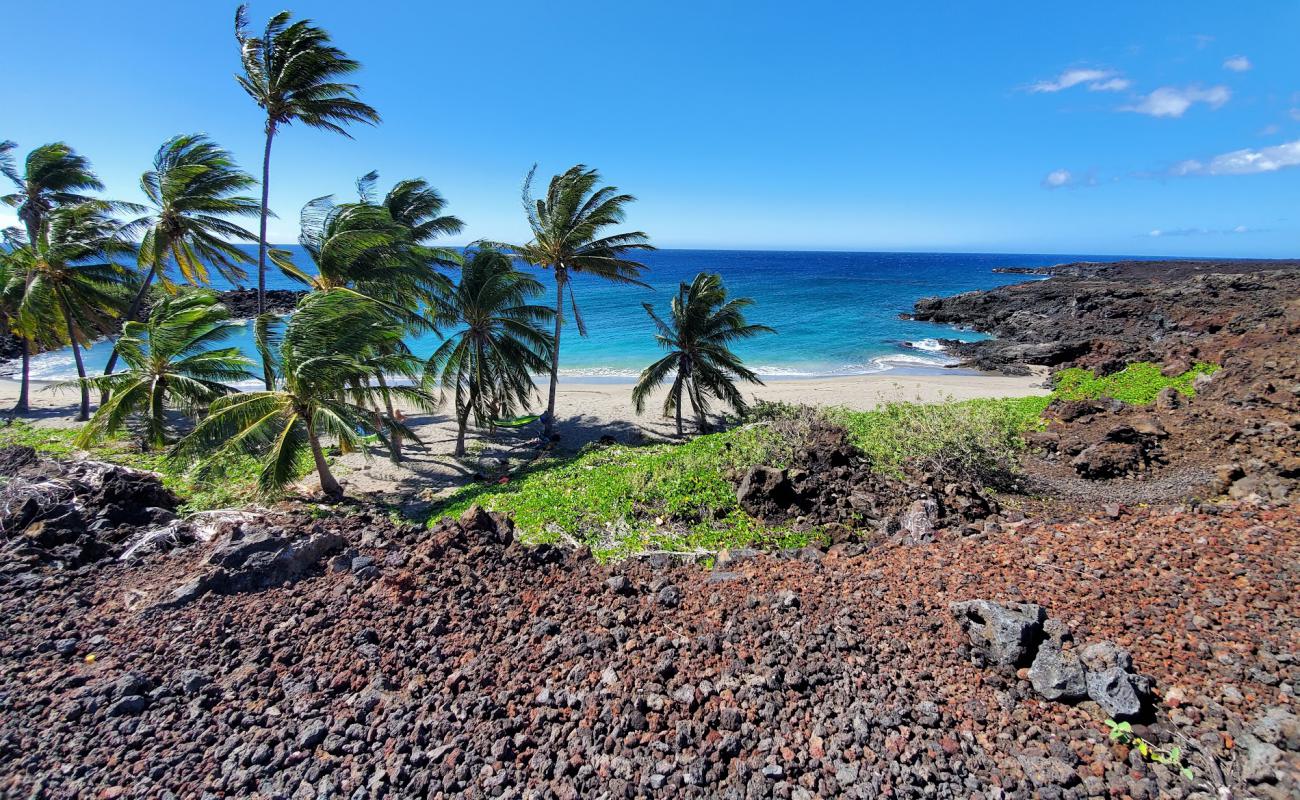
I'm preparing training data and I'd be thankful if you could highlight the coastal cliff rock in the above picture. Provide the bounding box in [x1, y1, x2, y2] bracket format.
[912, 260, 1300, 501]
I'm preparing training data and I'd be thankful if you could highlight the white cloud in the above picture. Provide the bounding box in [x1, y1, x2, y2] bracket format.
[1261, 123, 1281, 136]
[1042, 169, 1072, 188]
[1088, 77, 1132, 92]
[1171, 139, 1300, 176]
[1149, 225, 1261, 237]
[1223, 55, 1252, 72]
[1122, 85, 1231, 118]
[0, 212, 21, 233]
[1030, 68, 1129, 93]
[1290, 108, 1300, 122]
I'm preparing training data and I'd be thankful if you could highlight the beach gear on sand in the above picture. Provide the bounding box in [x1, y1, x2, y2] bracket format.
[490, 414, 540, 428]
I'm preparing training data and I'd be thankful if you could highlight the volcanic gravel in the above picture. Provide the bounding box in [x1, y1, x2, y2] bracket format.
[1, 500, 1296, 799]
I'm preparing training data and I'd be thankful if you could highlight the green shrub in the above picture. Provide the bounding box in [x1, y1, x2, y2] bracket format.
[825, 395, 1051, 485]
[1053, 361, 1217, 405]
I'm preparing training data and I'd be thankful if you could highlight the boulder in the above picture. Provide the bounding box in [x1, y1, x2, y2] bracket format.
[1071, 442, 1142, 478]
[949, 600, 1046, 668]
[1028, 643, 1087, 701]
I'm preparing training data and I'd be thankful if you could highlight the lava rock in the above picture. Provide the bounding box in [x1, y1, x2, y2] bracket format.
[950, 599, 1046, 668]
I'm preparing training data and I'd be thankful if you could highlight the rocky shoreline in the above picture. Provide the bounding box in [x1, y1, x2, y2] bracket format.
[908, 259, 1300, 376]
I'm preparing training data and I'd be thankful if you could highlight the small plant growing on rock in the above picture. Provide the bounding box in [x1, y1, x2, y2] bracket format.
[1105, 720, 1194, 780]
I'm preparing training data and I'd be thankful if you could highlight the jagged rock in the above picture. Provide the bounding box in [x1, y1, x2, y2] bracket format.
[154, 529, 345, 609]
[1028, 643, 1087, 701]
[736, 466, 796, 520]
[898, 498, 938, 543]
[1071, 441, 1143, 478]
[949, 599, 1046, 668]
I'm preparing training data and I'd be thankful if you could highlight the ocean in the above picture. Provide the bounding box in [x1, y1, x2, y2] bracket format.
[20, 248, 1118, 384]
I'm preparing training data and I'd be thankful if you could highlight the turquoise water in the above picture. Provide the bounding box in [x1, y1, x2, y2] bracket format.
[19, 248, 1116, 384]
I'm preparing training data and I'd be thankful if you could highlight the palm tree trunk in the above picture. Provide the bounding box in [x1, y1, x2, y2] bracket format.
[543, 270, 564, 438]
[674, 377, 684, 437]
[14, 217, 40, 415]
[256, 124, 276, 391]
[12, 339, 31, 414]
[455, 405, 471, 457]
[61, 301, 90, 421]
[100, 268, 158, 405]
[455, 379, 480, 457]
[375, 372, 401, 463]
[305, 422, 342, 498]
[689, 378, 707, 433]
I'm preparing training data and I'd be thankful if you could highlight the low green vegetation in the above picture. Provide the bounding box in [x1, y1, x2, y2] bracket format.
[1105, 720, 1194, 781]
[436, 394, 1054, 559]
[440, 421, 816, 560]
[0, 420, 270, 513]
[825, 395, 1051, 483]
[1053, 361, 1218, 405]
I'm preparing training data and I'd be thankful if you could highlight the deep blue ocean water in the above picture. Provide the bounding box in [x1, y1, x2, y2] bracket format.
[21, 248, 1130, 384]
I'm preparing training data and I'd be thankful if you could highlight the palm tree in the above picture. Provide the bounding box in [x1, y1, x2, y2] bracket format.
[500, 164, 653, 438]
[632, 272, 773, 435]
[234, 4, 381, 318]
[285, 178, 457, 323]
[76, 291, 253, 449]
[174, 291, 432, 498]
[9, 205, 134, 421]
[1, 141, 105, 413]
[102, 134, 261, 391]
[425, 248, 554, 456]
[282, 175, 462, 460]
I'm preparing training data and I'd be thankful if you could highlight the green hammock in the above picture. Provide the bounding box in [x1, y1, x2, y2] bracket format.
[490, 414, 540, 429]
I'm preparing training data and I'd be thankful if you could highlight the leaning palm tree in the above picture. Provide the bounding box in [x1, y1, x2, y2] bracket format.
[425, 248, 554, 456]
[632, 272, 773, 435]
[1, 141, 105, 413]
[499, 164, 653, 438]
[283, 176, 462, 459]
[285, 178, 457, 325]
[10, 205, 133, 421]
[102, 134, 261, 390]
[76, 292, 253, 450]
[234, 4, 381, 317]
[174, 292, 432, 498]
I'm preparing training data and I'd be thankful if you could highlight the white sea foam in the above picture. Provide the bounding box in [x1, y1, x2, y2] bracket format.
[905, 338, 947, 353]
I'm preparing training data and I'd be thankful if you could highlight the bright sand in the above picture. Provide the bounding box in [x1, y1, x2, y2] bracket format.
[0, 370, 1049, 498]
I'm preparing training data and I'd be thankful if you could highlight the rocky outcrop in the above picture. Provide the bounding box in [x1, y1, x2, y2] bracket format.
[733, 420, 1000, 539]
[952, 600, 1155, 719]
[214, 288, 305, 317]
[0, 446, 181, 568]
[909, 260, 1300, 376]
[912, 260, 1300, 500]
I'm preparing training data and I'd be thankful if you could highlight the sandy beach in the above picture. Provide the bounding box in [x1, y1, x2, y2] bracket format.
[0, 370, 1048, 500]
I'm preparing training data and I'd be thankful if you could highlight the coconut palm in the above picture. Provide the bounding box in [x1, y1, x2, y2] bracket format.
[425, 248, 554, 456]
[234, 4, 381, 317]
[632, 272, 773, 435]
[285, 176, 459, 325]
[499, 164, 653, 438]
[1, 141, 105, 413]
[75, 292, 253, 449]
[174, 291, 432, 498]
[9, 205, 134, 421]
[101, 134, 261, 390]
[281, 175, 462, 460]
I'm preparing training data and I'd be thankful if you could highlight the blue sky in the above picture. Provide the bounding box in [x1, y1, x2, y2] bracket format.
[5, 1, 1299, 257]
